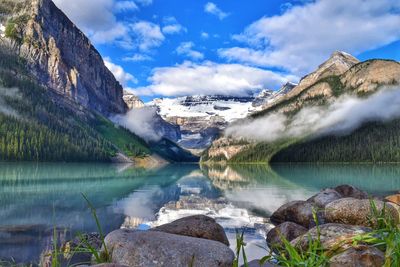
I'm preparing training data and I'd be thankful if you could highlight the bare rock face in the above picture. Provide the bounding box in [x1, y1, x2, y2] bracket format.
[325, 198, 399, 227]
[7, 0, 127, 115]
[123, 91, 144, 109]
[206, 137, 249, 161]
[270, 200, 322, 228]
[341, 59, 400, 95]
[262, 51, 360, 111]
[266, 222, 307, 250]
[291, 223, 371, 251]
[151, 215, 229, 246]
[103, 229, 235, 267]
[329, 245, 385, 267]
[308, 189, 342, 208]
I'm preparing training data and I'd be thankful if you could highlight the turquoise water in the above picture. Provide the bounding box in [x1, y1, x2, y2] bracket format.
[1, 163, 400, 264]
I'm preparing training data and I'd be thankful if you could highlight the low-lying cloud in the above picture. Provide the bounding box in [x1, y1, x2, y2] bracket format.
[112, 107, 162, 142]
[0, 87, 21, 117]
[226, 87, 400, 142]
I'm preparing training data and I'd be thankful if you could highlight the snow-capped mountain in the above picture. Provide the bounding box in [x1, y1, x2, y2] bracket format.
[149, 95, 256, 123]
[146, 84, 297, 150]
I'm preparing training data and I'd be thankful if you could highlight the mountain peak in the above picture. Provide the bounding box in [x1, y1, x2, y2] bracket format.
[323, 51, 360, 69]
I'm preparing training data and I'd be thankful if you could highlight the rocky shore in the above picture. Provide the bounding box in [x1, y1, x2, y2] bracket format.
[40, 185, 400, 267]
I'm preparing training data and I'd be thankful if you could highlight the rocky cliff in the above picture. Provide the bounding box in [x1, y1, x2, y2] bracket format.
[123, 90, 145, 109]
[0, 0, 126, 115]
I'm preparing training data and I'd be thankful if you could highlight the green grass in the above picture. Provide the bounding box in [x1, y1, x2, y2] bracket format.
[48, 194, 111, 267]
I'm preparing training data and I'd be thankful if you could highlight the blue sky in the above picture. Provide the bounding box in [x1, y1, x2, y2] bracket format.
[53, 0, 400, 102]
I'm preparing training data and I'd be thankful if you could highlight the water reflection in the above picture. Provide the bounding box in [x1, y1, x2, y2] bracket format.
[1, 162, 400, 264]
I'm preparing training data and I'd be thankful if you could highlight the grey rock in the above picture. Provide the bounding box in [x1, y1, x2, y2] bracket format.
[266, 222, 307, 250]
[334, 185, 369, 199]
[325, 198, 399, 227]
[308, 189, 342, 208]
[270, 200, 322, 228]
[329, 245, 385, 267]
[103, 229, 234, 267]
[151, 215, 229, 246]
[291, 223, 371, 251]
[15, 0, 127, 115]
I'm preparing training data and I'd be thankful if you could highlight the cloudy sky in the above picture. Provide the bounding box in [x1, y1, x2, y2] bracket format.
[53, 0, 400, 101]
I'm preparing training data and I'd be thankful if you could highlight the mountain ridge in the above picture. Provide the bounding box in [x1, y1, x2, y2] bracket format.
[203, 52, 400, 164]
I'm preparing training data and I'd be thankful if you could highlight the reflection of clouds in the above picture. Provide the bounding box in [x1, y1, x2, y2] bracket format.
[114, 186, 163, 221]
[225, 187, 315, 214]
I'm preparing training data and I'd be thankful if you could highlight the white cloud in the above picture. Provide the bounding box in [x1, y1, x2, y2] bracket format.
[53, 0, 116, 31]
[176, 42, 204, 60]
[123, 54, 153, 62]
[112, 107, 162, 142]
[219, 0, 400, 75]
[53, 0, 161, 50]
[201, 32, 209, 39]
[204, 2, 229, 20]
[162, 24, 186, 35]
[162, 17, 187, 35]
[226, 87, 400, 142]
[131, 21, 165, 51]
[104, 58, 138, 86]
[132, 61, 298, 97]
[114, 1, 138, 12]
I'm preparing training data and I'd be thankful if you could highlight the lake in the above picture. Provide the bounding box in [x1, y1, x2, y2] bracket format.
[1, 163, 400, 265]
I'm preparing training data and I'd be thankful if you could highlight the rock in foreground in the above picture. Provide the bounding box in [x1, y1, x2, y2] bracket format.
[103, 229, 234, 267]
[151, 215, 229, 246]
[270, 200, 321, 228]
[325, 198, 399, 227]
[329, 245, 384, 267]
[266, 222, 307, 250]
[291, 223, 371, 251]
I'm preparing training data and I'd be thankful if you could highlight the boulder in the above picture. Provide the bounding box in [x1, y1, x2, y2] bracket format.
[266, 222, 307, 250]
[385, 194, 400, 205]
[329, 245, 385, 267]
[151, 215, 229, 246]
[334, 185, 369, 199]
[270, 201, 322, 228]
[325, 198, 399, 227]
[103, 229, 234, 267]
[291, 223, 371, 251]
[308, 189, 342, 208]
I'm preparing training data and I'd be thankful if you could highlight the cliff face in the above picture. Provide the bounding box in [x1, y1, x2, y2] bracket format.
[3, 0, 127, 115]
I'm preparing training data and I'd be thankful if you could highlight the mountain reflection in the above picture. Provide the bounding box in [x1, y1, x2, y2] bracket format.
[1, 162, 400, 264]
